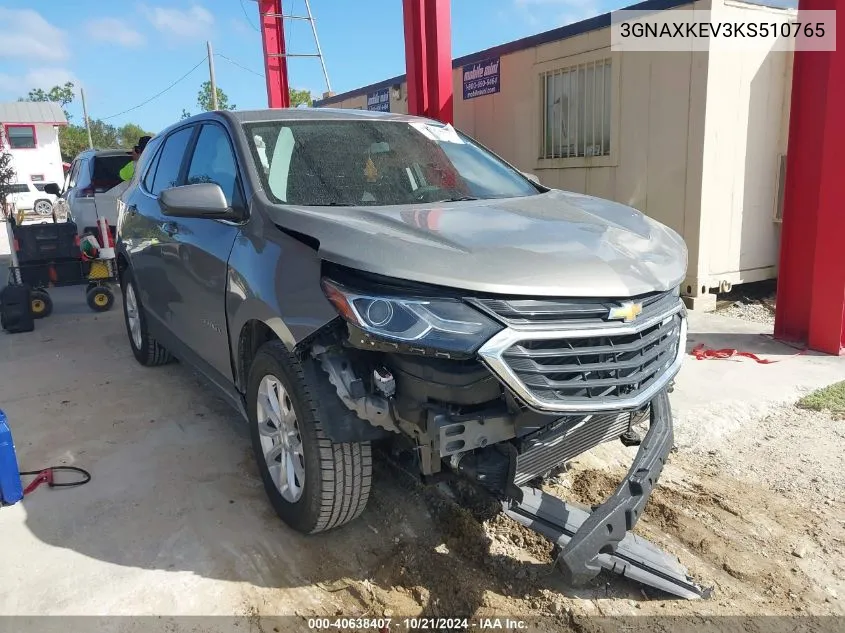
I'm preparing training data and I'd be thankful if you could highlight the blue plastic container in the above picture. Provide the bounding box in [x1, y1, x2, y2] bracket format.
[0, 410, 23, 506]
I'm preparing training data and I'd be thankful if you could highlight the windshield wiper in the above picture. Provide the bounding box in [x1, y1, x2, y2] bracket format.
[308, 202, 355, 206]
[435, 196, 479, 202]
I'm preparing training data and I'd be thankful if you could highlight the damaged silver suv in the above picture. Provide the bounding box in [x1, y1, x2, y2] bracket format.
[116, 108, 690, 592]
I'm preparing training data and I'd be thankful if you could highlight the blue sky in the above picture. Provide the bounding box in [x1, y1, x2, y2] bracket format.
[0, 0, 630, 132]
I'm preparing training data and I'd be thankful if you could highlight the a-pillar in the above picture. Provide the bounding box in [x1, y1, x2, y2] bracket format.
[774, 0, 845, 354]
[259, 0, 290, 108]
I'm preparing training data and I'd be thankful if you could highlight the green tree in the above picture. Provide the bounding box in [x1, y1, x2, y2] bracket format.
[88, 120, 119, 148]
[197, 81, 235, 112]
[57, 126, 90, 163]
[289, 88, 312, 108]
[118, 123, 153, 149]
[19, 83, 153, 161]
[0, 131, 17, 217]
[180, 108, 192, 120]
[20, 82, 75, 120]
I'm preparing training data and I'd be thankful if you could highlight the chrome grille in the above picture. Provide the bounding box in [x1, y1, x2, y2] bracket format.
[505, 314, 681, 402]
[478, 298, 686, 413]
[472, 289, 679, 328]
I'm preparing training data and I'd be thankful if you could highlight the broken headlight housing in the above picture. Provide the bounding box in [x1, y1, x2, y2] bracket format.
[321, 278, 503, 355]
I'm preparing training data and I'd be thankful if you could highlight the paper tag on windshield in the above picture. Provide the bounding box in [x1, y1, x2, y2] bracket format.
[410, 122, 464, 145]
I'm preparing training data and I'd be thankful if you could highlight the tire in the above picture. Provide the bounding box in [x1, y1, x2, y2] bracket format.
[86, 285, 114, 312]
[33, 199, 53, 216]
[247, 341, 372, 534]
[30, 290, 53, 319]
[121, 268, 173, 367]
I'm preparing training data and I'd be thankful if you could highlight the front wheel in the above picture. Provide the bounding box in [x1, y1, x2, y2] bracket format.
[247, 341, 372, 534]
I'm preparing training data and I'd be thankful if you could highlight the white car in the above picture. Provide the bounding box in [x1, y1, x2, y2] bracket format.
[7, 181, 58, 216]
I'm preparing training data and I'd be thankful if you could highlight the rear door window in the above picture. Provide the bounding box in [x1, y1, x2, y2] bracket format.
[150, 127, 195, 196]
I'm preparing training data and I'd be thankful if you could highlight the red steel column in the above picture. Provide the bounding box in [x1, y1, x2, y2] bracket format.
[403, 0, 428, 117]
[259, 0, 290, 108]
[774, 0, 844, 354]
[403, 0, 453, 123]
[423, 0, 453, 124]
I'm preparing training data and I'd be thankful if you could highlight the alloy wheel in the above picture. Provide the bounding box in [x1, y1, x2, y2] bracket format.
[256, 375, 305, 503]
[125, 283, 142, 350]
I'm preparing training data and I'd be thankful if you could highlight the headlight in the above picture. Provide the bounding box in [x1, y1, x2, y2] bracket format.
[321, 278, 502, 355]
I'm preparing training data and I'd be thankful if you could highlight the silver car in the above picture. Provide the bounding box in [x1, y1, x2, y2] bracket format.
[115, 108, 689, 589]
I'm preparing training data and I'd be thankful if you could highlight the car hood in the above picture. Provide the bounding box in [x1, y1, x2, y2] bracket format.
[264, 189, 688, 298]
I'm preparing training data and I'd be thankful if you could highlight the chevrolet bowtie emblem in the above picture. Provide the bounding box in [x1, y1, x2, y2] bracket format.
[608, 301, 643, 323]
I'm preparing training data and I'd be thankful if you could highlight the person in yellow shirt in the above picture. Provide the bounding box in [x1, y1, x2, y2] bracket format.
[119, 136, 152, 181]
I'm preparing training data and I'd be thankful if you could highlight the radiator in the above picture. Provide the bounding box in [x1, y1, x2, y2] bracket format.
[514, 409, 642, 485]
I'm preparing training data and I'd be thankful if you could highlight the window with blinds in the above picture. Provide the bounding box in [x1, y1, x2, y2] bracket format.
[541, 59, 612, 159]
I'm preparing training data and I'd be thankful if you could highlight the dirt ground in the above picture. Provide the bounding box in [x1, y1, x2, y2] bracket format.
[302, 405, 845, 630]
[0, 286, 843, 632]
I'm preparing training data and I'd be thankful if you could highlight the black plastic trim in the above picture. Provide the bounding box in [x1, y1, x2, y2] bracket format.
[557, 389, 673, 583]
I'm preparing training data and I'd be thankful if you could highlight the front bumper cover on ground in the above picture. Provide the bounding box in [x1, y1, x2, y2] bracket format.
[504, 390, 710, 599]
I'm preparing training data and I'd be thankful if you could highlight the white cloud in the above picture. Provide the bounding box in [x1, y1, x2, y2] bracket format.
[0, 67, 79, 97]
[86, 17, 146, 47]
[142, 5, 214, 39]
[0, 8, 69, 62]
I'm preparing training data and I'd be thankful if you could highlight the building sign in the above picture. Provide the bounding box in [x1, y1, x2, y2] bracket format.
[366, 87, 390, 112]
[462, 57, 500, 100]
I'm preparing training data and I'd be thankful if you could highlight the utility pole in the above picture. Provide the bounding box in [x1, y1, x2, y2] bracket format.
[303, 0, 332, 94]
[207, 41, 218, 111]
[80, 87, 94, 149]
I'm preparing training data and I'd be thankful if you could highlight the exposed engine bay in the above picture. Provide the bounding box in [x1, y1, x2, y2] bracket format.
[312, 341, 651, 498]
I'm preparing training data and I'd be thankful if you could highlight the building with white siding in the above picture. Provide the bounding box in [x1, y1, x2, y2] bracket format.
[0, 101, 68, 192]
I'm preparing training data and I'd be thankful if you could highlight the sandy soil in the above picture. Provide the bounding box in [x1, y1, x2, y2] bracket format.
[243, 400, 844, 631]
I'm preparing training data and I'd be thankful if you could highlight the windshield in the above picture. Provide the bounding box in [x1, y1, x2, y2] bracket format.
[243, 119, 540, 206]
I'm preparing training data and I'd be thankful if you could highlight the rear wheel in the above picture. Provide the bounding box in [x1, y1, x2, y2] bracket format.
[247, 341, 372, 534]
[30, 290, 52, 319]
[121, 269, 173, 366]
[33, 199, 53, 216]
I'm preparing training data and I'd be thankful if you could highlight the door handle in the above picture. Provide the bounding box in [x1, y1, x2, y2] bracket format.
[161, 221, 178, 237]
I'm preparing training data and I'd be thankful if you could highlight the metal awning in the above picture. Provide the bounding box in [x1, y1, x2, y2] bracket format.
[0, 102, 68, 126]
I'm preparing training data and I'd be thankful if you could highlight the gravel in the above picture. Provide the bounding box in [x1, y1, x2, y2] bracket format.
[714, 280, 777, 325]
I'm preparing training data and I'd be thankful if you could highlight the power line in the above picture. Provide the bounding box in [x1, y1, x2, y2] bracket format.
[101, 57, 209, 121]
[216, 53, 264, 78]
[239, 0, 260, 32]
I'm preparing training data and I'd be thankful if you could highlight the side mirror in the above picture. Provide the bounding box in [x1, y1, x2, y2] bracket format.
[43, 182, 61, 196]
[521, 171, 540, 185]
[159, 183, 233, 219]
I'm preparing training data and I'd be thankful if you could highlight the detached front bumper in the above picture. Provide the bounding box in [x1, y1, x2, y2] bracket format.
[557, 388, 673, 584]
[504, 389, 707, 599]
